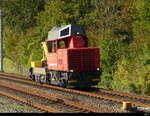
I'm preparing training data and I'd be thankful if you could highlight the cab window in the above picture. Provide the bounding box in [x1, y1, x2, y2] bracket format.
[47, 41, 56, 53]
[58, 40, 66, 49]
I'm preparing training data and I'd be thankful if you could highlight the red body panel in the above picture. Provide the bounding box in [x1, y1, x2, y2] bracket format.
[47, 53, 57, 70]
[57, 49, 68, 70]
[47, 48, 100, 71]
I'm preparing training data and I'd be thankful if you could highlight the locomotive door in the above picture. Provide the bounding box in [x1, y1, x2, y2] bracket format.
[47, 40, 57, 70]
[57, 39, 68, 71]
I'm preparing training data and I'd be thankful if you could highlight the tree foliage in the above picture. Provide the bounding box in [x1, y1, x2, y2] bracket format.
[2, 0, 150, 95]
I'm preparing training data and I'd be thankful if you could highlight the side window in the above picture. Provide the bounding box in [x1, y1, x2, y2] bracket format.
[47, 41, 56, 53]
[47, 41, 52, 52]
[60, 27, 69, 37]
[58, 40, 66, 49]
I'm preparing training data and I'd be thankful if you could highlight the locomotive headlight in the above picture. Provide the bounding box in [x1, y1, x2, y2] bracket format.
[70, 70, 74, 72]
[97, 68, 100, 70]
[76, 32, 80, 35]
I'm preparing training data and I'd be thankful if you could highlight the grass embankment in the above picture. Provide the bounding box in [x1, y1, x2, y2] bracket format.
[3, 58, 20, 74]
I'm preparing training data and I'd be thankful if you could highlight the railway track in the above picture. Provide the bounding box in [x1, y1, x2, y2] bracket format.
[0, 90, 62, 113]
[80, 87, 150, 106]
[0, 72, 149, 112]
[97, 88, 150, 104]
[87, 88, 150, 112]
[0, 72, 103, 113]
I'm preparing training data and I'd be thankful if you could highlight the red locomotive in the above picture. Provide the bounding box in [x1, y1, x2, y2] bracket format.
[29, 24, 100, 88]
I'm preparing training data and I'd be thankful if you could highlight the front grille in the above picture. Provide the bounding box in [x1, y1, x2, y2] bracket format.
[68, 49, 97, 70]
[82, 50, 95, 69]
[69, 50, 81, 69]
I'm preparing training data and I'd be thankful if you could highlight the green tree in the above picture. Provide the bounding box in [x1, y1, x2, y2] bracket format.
[3, 0, 45, 33]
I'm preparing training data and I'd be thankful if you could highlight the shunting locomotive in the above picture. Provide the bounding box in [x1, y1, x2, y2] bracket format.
[29, 24, 100, 88]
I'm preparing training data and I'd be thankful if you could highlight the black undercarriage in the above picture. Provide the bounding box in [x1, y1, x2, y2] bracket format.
[29, 68, 100, 88]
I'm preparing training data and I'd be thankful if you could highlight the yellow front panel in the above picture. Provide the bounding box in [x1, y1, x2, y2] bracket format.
[31, 61, 42, 67]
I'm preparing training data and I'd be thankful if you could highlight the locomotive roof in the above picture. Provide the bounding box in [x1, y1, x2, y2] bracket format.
[48, 24, 85, 40]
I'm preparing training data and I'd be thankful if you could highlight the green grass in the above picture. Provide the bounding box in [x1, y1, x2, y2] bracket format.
[3, 57, 20, 74]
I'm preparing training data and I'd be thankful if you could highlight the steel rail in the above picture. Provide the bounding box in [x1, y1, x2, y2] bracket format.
[0, 73, 149, 109]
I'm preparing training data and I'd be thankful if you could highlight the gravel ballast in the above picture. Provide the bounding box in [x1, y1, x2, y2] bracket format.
[0, 95, 42, 113]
